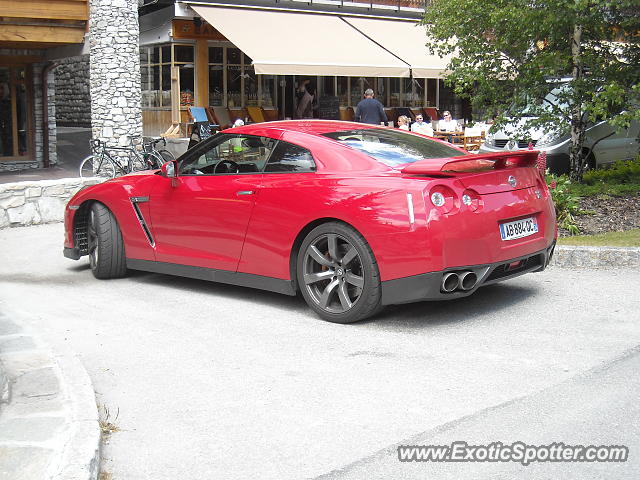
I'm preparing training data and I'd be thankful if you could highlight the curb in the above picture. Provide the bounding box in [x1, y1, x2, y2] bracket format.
[0, 309, 100, 480]
[550, 245, 640, 268]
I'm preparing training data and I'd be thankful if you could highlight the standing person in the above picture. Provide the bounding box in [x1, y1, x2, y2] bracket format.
[295, 80, 314, 119]
[355, 89, 387, 125]
[411, 113, 434, 136]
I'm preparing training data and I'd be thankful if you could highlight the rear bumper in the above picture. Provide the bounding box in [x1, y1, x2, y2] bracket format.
[381, 241, 555, 305]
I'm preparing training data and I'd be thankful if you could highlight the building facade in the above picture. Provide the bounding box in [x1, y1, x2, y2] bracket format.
[0, 0, 88, 172]
[2, 0, 468, 174]
[138, 0, 467, 136]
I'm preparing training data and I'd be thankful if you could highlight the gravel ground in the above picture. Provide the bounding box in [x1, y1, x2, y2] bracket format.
[560, 192, 640, 236]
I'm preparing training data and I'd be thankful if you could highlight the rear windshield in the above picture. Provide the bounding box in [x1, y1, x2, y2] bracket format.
[321, 128, 465, 166]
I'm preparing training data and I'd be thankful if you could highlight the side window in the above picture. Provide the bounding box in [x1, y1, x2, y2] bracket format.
[264, 141, 316, 173]
[180, 134, 276, 175]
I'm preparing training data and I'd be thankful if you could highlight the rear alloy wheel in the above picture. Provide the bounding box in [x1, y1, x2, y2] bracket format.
[297, 222, 382, 323]
[86, 203, 127, 279]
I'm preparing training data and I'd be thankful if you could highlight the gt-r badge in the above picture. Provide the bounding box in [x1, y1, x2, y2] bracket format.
[508, 175, 517, 188]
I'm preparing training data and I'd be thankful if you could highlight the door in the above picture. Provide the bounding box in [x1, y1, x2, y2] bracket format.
[148, 133, 277, 272]
[0, 66, 32, 160]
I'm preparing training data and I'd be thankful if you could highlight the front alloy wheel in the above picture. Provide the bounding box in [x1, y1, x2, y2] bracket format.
[298, 223, 382, 323]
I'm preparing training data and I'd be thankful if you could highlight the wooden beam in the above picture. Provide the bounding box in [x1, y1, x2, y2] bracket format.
[0, 0, 88, 21]
[0, 24, 85, 44]
[0, 55, 43, 64]
[195, 38, 209, 107]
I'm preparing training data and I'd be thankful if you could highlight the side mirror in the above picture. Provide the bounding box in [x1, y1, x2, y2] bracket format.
[161, 160, 178, 187]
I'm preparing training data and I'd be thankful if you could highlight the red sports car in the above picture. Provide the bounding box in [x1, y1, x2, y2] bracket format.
[64, 120, 556, 323]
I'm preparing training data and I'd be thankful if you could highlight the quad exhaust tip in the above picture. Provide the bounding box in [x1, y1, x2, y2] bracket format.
[458, 271, 478, 291]
[441, 270, 478, 293]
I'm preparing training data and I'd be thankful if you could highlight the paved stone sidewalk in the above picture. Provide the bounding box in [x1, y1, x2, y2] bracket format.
[0, 311, 100, 480]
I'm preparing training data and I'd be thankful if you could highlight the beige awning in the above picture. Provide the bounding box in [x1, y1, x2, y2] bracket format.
[190, 6, 411, 77]
[342, 17, 451, 78]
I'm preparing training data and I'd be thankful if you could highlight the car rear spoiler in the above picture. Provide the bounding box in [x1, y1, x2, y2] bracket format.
[401, 151, 539, 175]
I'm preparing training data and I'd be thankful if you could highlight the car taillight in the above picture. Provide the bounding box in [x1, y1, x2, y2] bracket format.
[429, 185, 457, 213]
[461, 189, 482, 212]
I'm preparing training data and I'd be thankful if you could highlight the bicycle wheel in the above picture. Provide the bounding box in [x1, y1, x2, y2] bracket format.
[133, 151, 163, 171]
[130, 153, 150, 172]
[79, 155, 116, 179]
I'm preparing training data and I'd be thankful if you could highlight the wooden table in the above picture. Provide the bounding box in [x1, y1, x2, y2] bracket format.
[434, 131, 464, 144]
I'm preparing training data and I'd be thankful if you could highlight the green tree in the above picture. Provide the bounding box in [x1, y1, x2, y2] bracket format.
[422, 0, 640, 181]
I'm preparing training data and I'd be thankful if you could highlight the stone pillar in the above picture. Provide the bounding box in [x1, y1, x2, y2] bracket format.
[90, 0, 142, 147]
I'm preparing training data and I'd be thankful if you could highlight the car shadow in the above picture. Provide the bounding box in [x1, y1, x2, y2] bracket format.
[360, 283, 539, 331]
[126, 269, 309, 312]
[126, 269, 538, 330]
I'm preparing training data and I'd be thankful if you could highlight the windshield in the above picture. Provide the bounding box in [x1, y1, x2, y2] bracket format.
[321, 129, 465, 166]
[508, 82, 571, 116]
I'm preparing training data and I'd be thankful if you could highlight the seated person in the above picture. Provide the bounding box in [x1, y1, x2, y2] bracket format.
[438, 111, 460, 132]
[410, 114, 434, 136]
[397, 115, 410, 131]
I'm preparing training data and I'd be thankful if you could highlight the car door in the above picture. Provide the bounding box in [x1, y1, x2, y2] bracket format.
[588, 120, 630, 165]
[148, 133, 277, 272]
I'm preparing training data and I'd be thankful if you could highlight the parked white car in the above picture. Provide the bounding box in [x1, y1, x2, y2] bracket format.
[480, 85, 640, 174]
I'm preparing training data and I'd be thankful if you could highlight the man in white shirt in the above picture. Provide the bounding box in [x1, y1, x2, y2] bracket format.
[410, 114, 434, 136]
[438, 111, 460, 132]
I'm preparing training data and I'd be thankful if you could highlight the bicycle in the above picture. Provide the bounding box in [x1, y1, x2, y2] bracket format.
[78, 138, 169, 178]
[141, 137, 175, 169]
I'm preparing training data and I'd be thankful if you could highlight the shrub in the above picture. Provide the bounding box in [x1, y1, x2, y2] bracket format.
[583, 156, 640, 185]
[546, 174, 583, 235]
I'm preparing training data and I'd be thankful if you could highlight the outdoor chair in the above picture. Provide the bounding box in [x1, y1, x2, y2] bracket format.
[463, 127, 485, 152]
[262, 108, 279, 121]
[247, 106, 266, 123]
[385, 108, 397, 126]
[339, 107, 355, 122]
[211, 107, 232, 130]
[228, 107, 248, 125]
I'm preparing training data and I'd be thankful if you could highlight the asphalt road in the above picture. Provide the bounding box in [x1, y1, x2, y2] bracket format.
[1, 223, 638, 479]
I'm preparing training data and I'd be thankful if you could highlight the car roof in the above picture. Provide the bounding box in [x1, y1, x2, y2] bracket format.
[228, 120, 380, 137]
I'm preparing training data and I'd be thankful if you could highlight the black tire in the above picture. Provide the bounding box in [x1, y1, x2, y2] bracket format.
[585, 151, 597, 171]
[79, 155, 116, 179]
[87, 203, 127, 279]
[297, 222, 383, 323]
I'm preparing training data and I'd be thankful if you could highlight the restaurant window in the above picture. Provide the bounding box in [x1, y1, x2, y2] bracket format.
[389, 78, 401, 107]
[208, 46, 223, 106]
[175, 45, 195, 107]
[226, 47, 242, 107]
[260, 75, 277, 108]
[402, 78, 414, 106]
[349, 77, 364, 106]
[412, 78, 426, 107]
[320, 77, 335, 97]
[337, 77, 348, 105]
[427, 78, 438, 107]
[0, 66, 32, 159]
[244, 53, 258, 107]
[140, 44, 195, 108]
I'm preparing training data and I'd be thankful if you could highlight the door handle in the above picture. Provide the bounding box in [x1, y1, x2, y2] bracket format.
[236, 190, 255, 196]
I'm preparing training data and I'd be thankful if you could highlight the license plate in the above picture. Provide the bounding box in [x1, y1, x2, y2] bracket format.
[500, 217, 538, 241]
